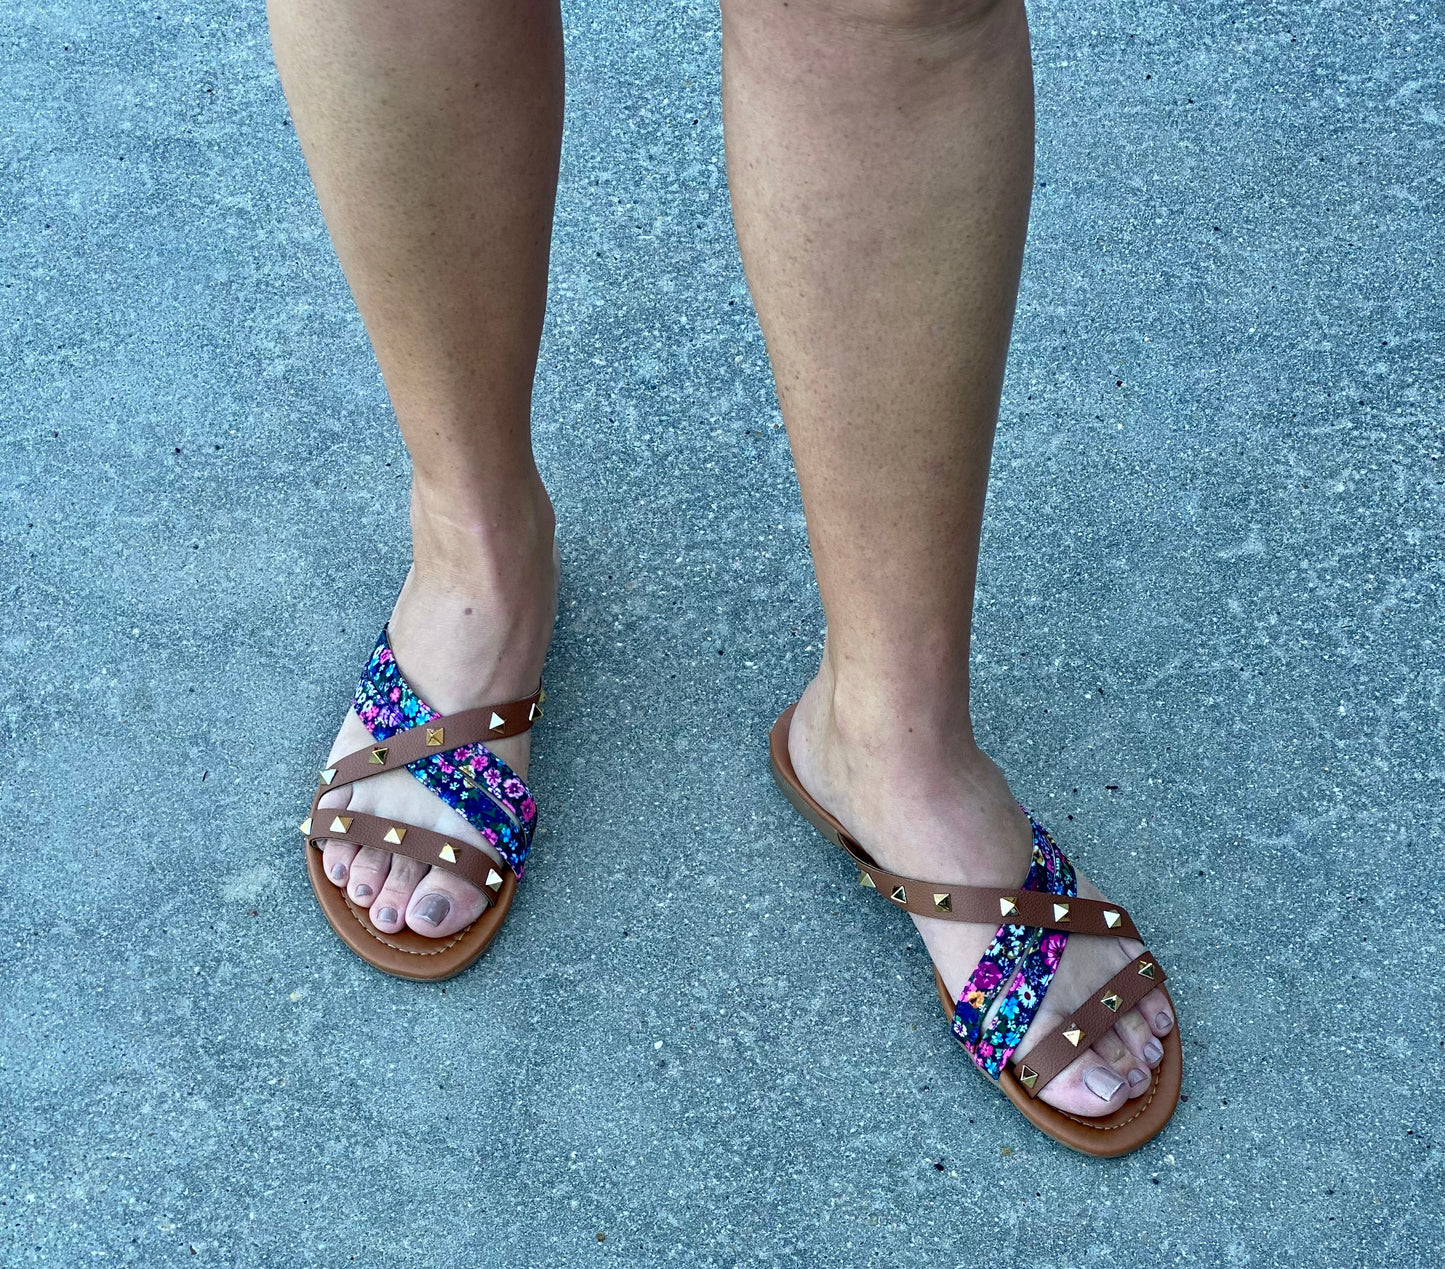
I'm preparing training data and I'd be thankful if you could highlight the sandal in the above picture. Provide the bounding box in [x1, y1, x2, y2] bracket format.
[302, 625, 544, 981]
[768, 702, 1182, 1157]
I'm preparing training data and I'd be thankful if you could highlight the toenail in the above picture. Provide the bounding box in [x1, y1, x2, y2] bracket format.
[329, 863, 347, 882]
[376, 906, 397, 925]
[1156, 1011, 1173, 1032]
[1127, 1067, 1148, 1088]
[1144, 1039, 1163, 1063]
[1084, 1067, 1124, 1101]
[415, 894, 450, 927]
[352, 884, 372, 899]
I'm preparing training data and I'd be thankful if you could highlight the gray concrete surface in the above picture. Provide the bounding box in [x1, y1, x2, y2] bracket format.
[2, 1, 1442, 1265]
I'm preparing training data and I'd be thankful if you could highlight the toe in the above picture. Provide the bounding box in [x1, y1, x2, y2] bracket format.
[320, 840, 359, 888]
[1037, 1050, 1130, 1116]
[346, 846, 392, 909]
[1114, 1006, 1164, 1069]
[1141, 988, 1174, 1037]
[405, 868, 489, 939]
[369, 855, 426, 933]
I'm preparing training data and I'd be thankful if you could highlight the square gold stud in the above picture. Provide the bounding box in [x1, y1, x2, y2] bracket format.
[327, 815, 352, 834]
[859, 871, 877, 889]
[426, 728, 444, 746]
[1053, 902, 1072, 923]
[889, 885, 907, 904]
[299, 817, 312, 836]
[488, 712, 505, 731]
[1103, 909, 1122, 929]
[382, 826, 406, 845]
[438, 843, 458, 863]
[999, 897, 1018, 918]
[485, 868, 504, 893]
[319, 768, 336, 785]
[1017, 1065, 1039, 1090]
[1063, 1026, 1084, 1047]
[1101, 992, 1122, 1013]
[368, 746, 388, 765]
[1137, 959, 1157, 980]
[933, 893, 952, 913]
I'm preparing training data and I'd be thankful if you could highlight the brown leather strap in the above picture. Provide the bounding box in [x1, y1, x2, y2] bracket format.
[1009, 952, 1169, 1097]
[838, 834, 1141, 941]
[318, 687, 543, 793]
[302, 808, 507, 898]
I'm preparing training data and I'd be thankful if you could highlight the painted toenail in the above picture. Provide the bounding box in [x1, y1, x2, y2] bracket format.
[330, 863, 347, 881]
[416, 894, 450, 926]
[1127, 1068, 1148, 1088]
[1144, 1039, 1163, 1063]
[376, 906, 397, 925]
[1084, 1067, 1124, 1101]
[1156, 1012, 1173, 1032]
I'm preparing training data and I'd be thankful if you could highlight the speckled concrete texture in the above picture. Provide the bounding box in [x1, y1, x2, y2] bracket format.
[2, 0, 1441, 1265]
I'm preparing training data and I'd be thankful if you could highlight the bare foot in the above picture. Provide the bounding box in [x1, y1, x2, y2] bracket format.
[786, 650, 1175, 1117]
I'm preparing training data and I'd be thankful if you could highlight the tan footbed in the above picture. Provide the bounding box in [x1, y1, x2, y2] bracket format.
[768, 702, 1182, 1158]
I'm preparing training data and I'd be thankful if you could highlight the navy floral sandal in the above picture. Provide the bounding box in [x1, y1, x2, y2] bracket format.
[768, 702, 1182, 1157]
[302, 625, 543, 981]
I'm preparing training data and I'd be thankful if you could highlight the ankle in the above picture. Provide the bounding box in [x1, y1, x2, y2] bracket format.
[408, 470, 556, 595]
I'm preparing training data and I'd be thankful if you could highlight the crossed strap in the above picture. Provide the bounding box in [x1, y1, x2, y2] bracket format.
[844, 810, 1168, 1098]
[303, 625, 543, 902]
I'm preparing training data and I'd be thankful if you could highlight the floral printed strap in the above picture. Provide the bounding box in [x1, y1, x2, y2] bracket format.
[950, 812, 1079, 1080]
[351, 626, 538, 877]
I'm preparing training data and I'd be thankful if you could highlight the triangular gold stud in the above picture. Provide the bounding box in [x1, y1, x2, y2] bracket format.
[1053, 902, 1071, 923]
[933, 893, 952, 912]
[1017, 1065, 1039, 1090]
[369, 746, 388, 765]
[426, 728, 444, 746]
[438, 843, 458, 863]
[382, 826, 406, 845]
[889, 885, 907, 904]
[1103, 909, 1122, 929]
[528, 702, 543, 721]
[859, 871, 877, 889]
[319, 768, 336, 785]
[1137, 959, 1157, 979]
[999, 896, 1018, 917]
[328, 815, 352, 834]
[538, 687, 546, 704]
[488, 712, 505, 731]
[1063, 1026, 1084, 1047]
[299, 817, 312, 836]
[485, 868, 504, 893]
[1101, 992, 1122, 1013]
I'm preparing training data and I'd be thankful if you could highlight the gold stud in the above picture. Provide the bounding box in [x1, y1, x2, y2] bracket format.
[1063, 1026, 1084, 1047]
[438, 843, 458, 863]
[319, 768, 336, 785]
[933, 893, 952, 913]
[859, 871, 877, 889]
[299, 817, 312, 836]
[1137, 959, 1157, 980]
[538, 687, 546, 704]
[1101, 992, 1122, 1013]
[1053, 902, 1071, 923]
[528, 702, 543, 722]
[426, 728, 444, 746]
[462, 776, 477, 789]
[327, 815, 352, 834]
[485, 868, 504, 893]
[889, 885, 907, 904]
[488, 712, 505, 731]
[1103, 909, 1122, 929]
[999, 897, 1018, 917]
[382, 826, 407, 845]
[368, 746, 388, 765]
[1017, 1065, 1039, 1090]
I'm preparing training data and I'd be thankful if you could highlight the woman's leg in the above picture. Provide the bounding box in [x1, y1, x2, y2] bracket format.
[267, 0, 563, 936]
[721, 0, 1174, 1115]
